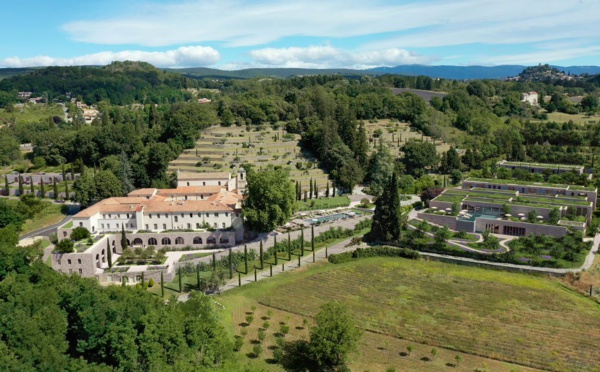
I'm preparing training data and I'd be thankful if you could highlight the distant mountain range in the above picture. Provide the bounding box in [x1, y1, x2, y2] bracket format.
[2, 64, 600, 81]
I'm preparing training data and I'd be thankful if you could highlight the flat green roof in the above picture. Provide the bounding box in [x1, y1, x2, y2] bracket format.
[465, 178, 596, 191]
[500, 161, 583, 170]
[434, 188, 591, 208]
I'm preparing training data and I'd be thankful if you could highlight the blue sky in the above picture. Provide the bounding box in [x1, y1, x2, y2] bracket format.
[1, 0, 600, 69]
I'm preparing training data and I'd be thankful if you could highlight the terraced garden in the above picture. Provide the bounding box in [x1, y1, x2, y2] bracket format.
[223, 257, 600, 371]
[168, 125, 332, 194]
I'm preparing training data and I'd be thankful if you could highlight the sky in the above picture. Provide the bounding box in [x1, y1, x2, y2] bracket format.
[1, 0, 599, 70]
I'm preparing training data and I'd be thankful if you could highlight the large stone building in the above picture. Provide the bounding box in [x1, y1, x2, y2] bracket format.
[52, 172, 245, 282]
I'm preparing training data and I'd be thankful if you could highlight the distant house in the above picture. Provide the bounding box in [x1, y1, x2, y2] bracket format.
[197, 98, 212, 104]
[520, 91, 539, 105]
[18, 91, 32, 99]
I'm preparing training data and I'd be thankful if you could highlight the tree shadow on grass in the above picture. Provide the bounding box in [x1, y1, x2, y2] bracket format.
[250, 339, 261, 345]
[280, 340, 318, 372]
[446, 363, 456, 367]
[239, 322, 249, 327]
[399, 352, 408, 357]
[421, 356, 430, 362]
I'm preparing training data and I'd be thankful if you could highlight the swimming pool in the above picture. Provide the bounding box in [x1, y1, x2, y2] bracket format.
[305, 213, 350, 224]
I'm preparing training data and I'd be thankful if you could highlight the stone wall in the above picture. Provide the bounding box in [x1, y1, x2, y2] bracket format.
[474, 218, 569, 237]
[123, 231, 236, 250]
[99, 268, 175, 285]
[417, 213, 458, 230]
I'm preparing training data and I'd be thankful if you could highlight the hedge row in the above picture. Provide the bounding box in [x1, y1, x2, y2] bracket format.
[328, 246, 420, 264]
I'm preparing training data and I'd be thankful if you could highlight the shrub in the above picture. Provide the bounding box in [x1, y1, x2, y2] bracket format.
[252, 344, 263, 357]
[328, 246, 420, 264]
[233, 337, 244, 351]
[148, 278, 155, 288]
[70, 226, 90, 241]
[55, 238, 75, 253]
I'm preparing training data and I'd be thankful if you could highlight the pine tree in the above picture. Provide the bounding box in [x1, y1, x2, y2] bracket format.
[121, 225, 127, 250]
[18, 175, 23, 196]
[106, 239, 113, 268]
[366, 171, 402, 242]
[40, 180, 45, 198]
[53, 177, 58, 199]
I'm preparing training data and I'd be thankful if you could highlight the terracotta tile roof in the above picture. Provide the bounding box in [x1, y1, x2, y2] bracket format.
[207, 190, 243, 207]
[157, 186, 222, 195]
[144, 200, 232, 213]
[177, 171, 230, 180]
[128, 188, 157, 196]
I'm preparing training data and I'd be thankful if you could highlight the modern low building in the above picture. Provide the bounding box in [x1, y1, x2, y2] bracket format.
[419, 177, 596, 237]
[497, 160, 586, 176]
[520, 91, 539, 105]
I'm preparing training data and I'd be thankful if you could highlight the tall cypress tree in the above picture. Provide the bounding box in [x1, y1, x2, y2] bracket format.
[18, 175, 23, 196]
[121, 225, 127, 250]
[106, 239, 113, 268]
[325, 181, 330, 198]
[40, 180, 45, 198]
[298, 181, 302, 201]
[53, 177, 58, 199]
[259, 240, 264, 270]
[273, 236, 278, 265]
[61, 163, 66, 182]
[30, 178, 35, 196]
[160, 271, 164, 297]
[314, 180, 318, 199]
[300, 226, 305, 256]
[4, 175, 8, 196]
[287, 232, 291, 260]
[228, 248, 233, 279]
[244, 245, 248, 274]
[311, 225, 315, 251]
[309, 178, 313, 199]
[332, 181, 336, 197]
[366, 171, 402, 242]
[64, 180, 69, 200]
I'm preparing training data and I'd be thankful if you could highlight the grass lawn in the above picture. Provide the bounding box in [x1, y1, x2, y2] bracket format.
[219, 257, 600, 371]
[542, 111, 600, 125]
[295, 195, 350, 211]
[19, 203, 68, 236]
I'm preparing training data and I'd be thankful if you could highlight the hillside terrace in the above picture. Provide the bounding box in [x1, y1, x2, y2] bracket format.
[435, 188, 591, 209]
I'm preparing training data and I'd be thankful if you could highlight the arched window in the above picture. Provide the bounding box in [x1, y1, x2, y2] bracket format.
[219, 237, 229, 244]
[193, 236, 203, 244]
[148, 237, 158, 245]
[133, 238, 143, 246]
[175, 237, 184, 245]
[161, 237, 171, 245]
[207, 237, 216, 244]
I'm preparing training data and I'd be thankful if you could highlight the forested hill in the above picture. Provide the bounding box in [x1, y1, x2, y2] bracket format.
[4, 63, 600, 82]
[0, 61, 198, 105]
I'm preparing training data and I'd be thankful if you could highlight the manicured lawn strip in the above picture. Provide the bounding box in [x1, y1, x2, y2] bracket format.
[295, 195, 350, 211]
[225, 257, 600, 371]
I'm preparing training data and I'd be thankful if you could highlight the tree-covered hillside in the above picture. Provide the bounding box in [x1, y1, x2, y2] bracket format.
[0, 61, 199, 105]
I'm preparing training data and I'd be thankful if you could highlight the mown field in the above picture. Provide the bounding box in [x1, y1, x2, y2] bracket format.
[219, 257, 600, 371]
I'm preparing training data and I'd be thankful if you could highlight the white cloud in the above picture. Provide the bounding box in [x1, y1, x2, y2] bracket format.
[0, 46, 220, 68]
[60, 0, 600, 53]
[248, 46, 432, 69]
[477, 46, 600, 66]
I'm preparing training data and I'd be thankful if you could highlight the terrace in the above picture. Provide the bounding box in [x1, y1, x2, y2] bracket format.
[465, 177, 596, 191]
